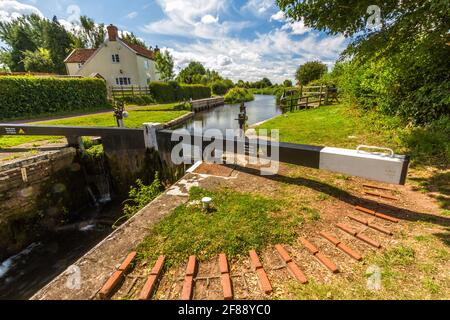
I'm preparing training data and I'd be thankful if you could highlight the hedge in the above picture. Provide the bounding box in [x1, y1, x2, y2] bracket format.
[224, 87, 254, 104]
[0, 76, 108, 120]
[149, 81, 211, 103]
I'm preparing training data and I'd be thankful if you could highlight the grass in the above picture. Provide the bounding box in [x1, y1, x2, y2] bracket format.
[136, 186, 303, 267]
[0, 103, 189, 149]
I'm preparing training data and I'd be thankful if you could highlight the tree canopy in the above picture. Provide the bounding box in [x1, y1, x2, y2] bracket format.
[295, 61, 327, 85]
[155, 49, 175, 82]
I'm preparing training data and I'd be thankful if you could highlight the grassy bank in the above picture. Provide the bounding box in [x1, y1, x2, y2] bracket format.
[0, 103, 189, 149]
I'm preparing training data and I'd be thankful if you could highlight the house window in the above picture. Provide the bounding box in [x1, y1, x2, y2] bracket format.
[112, 54, 120, 63]
[144, 60, 149, 69]
[77, 63, 83, 69]
[115, 77, 131, 86]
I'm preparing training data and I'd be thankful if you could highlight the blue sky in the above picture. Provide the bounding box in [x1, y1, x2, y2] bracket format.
[0, 0, 348, 83]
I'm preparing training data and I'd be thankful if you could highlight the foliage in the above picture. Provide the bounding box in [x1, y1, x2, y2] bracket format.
[113, 174, 162, 228]
[76, 16, 106, 49]
[121, 32, 147, 48]
[114, 95, 155, 105]
[22, 48, 54, 72]
[283, 79, 293, 87]
[154, 49, 175, 82]
[210, 80, 229, 95]
[224, 87, 255, 103]
[295, 61, 327, 85]
[177, 61, 206, 84]
[136, 187, 298, 265]
[149, 81, 211, 103]
[0, 76, 108, 119]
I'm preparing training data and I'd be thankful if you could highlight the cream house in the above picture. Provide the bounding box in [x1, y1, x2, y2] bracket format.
[64, 24, 160, 87]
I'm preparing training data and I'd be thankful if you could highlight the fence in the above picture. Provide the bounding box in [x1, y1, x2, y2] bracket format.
[110, 85, 151, 101]
[280, 85, 339, 112]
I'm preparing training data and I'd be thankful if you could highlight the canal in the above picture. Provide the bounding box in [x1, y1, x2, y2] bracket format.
[0, 94, 279, 300]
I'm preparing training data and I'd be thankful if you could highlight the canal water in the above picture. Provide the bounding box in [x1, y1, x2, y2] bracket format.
[0, 94, 279, 300]
[181, 94, 281, 132]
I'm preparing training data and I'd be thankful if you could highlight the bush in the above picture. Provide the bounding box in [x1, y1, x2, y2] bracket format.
[211, 80, 228, 95]
[149, 81, 211, 103]
[0, 76, 108, 120]
[115, 95, 155, 105]
[224, 87, 254, 104]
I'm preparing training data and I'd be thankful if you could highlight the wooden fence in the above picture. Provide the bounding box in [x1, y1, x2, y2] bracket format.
[280, 84, 339, 112]
[110, 85, 151, 100]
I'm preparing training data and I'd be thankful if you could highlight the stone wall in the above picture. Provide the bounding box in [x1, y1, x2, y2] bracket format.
[0, 148, 89, 261]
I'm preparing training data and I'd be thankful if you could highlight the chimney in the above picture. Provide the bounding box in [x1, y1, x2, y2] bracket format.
[107, 24, 118, 41]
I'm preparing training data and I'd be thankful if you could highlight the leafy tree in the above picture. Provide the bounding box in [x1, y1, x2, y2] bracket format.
[22, 47, 54, 72]
[295, 61, 327, 85]
[44, 16, 73, 73]
[236, 79, 245, 87]
[121, 32, 147, 48]
[78, 16, 105, 48]
[155, 49, 175, 82]
[283, 79, 293, 87]
[177, 61, 206, 84]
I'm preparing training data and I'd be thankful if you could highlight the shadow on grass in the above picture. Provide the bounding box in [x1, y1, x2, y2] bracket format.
[409, 171, 450, 210]
[230, 164, 450, 230]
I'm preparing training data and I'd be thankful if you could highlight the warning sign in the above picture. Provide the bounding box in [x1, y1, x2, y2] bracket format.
[18, 128, 25, 134]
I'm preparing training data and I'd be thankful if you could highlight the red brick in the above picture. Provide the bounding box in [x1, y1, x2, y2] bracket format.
[348, 215, 368, 225]
[181, 275, 194, 300]
[368, 223, 393, 236]
[299, 238, 319, 255]
[255, 268, 273, 294]
[138, 274, 157, 300]
[218, 253, 229, 274]
[319, 231, 340, 246]
[356, 233, 381, 248]
[364, 191, 398, 201]
[355, 206, 399, 223]
[274, 244, 292, 263]
[249, 250, 263, 270]
[150, 255, 166, 275]
[185, 255, 197, 276]
[363, 184, 395, 192]
[336, 243, 363, 261]
[221, 273, 233, 300]
[118, 251, 137, 272]
[99, 271, 123, 299]
[315, 252, 340, 273]
[336, 223, 357, 236]
[286, 261, 307, 284]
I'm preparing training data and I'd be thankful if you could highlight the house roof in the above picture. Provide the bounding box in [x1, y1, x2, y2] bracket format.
[64, 48, 97, 63]
[122, 40, 155, 60]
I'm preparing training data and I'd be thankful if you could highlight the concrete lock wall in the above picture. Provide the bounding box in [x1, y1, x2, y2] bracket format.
[0, 148, 89, 261]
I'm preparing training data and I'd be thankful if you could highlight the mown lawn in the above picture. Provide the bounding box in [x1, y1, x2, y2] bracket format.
[0, 103, 189, 148]
[257, 103, 402, 151]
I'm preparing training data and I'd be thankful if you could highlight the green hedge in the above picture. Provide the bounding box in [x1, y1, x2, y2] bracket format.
[0, 76, 108, 120]
[149, 81, 211, 103]
[224, 87, 254, 104]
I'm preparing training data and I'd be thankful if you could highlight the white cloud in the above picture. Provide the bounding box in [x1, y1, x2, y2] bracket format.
[141, 0, 247, 39]
[167, 28, 347, 83]
[125, 11, 138, 19]
[282, 20, 311, 35]
[270, 10, 285, 22]
[0, 0, 43, 22]
[242, 0, 274, 16]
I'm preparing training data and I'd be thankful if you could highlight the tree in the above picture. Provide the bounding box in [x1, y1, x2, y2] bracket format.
[177, 61, 206, 84]
[44, 16, 73, 73]
[22, 48, 54, 72]
[295, 61, 327, 85]
[155, 49, 175, 82]
[78, 16, 105, 48]
[122, 32, 147, 48]
[283, 79, 293, 87]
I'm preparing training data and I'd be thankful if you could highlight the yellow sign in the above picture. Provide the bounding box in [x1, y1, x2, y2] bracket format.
[18, 129, 25, 134]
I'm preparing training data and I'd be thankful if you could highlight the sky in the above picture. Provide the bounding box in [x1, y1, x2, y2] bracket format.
[0, 0, 349, 83]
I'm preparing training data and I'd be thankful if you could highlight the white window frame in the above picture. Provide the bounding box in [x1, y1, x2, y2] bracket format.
[115, 77, 132, 86]
[112, 54, 120, 63]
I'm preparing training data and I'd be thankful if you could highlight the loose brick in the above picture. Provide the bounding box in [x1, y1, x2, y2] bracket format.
[186, 255, 197, 276]
[336, 223, 357, 236]
[355, 206, 399, 223]
[299, 238, 319, 255]
[363, 184, 395, 192]
[218, 253, 229, 274]
[150, 255, 166, 275]
[181, 275, 194, 300]
[336, 243, 363, 261]
[364, 191, 398, 201]
[356, 233, 381, 248]
[348, 215, 392, 235]
[138, 256, 165, 300]
[118, 251, 137, 272]
[315, 252, 340, 273]
[221, 273, 233, 300]
[99, 271, 123, 299]
[286, 261, 308, 284]
[319, 231, 362, 261]
[249, 250, 263, 270]
[319, 231, 340, 246]
[274, 244, 292, 263]
[255, 268, 273, 294]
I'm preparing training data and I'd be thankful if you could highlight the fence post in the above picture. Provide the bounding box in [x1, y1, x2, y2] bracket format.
[305, 96, 309, 109]
[324, 85, 329, 105]
[131, 85, 134, 97]
[318, 84, 323, 107]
